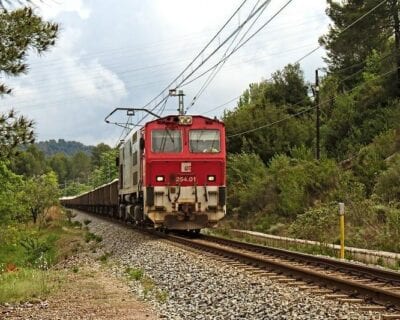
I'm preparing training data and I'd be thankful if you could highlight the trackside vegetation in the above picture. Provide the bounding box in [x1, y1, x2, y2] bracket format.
[223, 0, 400, 253]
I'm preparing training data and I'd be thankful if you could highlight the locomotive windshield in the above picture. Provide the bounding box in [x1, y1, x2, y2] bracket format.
[152, 130, 182, 153]
[189, 130, 220, 153]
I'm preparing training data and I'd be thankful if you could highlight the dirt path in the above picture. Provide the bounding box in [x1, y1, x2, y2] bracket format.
[0, 258, 158, 320]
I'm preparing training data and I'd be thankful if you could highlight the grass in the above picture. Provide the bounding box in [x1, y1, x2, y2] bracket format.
[125, 267, 144, 281]
[84, 232, 103, 243]
[0, 206, 86, 303]
[98, 252, 112, 263]
[124, 266, 168, 302]
[0, 268, 65, 303]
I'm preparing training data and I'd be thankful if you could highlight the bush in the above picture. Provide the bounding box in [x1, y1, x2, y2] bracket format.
[267, 154, 339, 217]
[84, 232, 102, 243]
[125, 267, 144, 281]
[227, 153, 269, 216]
[289, 204, 338, 243]
[19, 235, 57, 268]
[374, 155, 400, 202]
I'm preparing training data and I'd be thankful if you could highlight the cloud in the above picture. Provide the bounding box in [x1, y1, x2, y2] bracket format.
[38, 0, 91, 20]
[0, 0, 331, 145]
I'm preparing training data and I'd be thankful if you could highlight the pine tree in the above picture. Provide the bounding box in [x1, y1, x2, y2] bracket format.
[319, 0, 399, 92]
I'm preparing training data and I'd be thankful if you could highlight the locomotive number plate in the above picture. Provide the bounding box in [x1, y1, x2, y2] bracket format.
[181, 162, 192, 173]
[176, 175, 196, 183]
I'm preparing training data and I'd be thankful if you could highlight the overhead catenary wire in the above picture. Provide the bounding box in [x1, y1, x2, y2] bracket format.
[187, 0, 269, 113]
[133, 0, 278, 127]
[295, 0, 389, 64]
[3, 42, 318, 111]
[179, 0, 294, 91]
[201, 0, 391, 118]
[227, 67, 397, 138]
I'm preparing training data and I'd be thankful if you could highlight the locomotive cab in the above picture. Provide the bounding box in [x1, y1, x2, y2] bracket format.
[143, 115, 226, 230]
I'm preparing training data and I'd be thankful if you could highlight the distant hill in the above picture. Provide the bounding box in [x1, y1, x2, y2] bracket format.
[36, 139, 93, 156]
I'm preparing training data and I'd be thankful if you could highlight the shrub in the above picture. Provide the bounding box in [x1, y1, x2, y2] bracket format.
[267, 154, 339, 217]
[125, 267, 144, 281]
[227, 153, 269, 216]
[84, 232, 102, 243]
[289, 204, 338, 243]
[374, 155, 400, 202]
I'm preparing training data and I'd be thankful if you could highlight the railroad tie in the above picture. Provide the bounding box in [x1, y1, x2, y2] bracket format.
[324, 294, 348, 300]
[310, 289, 333, 295]
[276, 278, 296, 283]
[337, 298, 364, 304]
[298, 285, 320, 291]
[381, 314, 400, 320]
[359, 305, 386, 312]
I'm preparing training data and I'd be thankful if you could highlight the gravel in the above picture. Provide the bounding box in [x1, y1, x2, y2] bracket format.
[74, 210, 382, 320]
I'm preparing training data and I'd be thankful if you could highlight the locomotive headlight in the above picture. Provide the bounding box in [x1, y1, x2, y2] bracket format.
[156, 176, 165, 182]
[207, 175, 216, 182]
[178, 115, 192, 125]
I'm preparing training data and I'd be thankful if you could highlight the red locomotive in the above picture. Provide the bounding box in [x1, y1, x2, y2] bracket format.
[61, 114, 226, 231]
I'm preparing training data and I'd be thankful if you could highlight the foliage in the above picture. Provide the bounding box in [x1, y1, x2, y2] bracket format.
[0, 268, 52, 303]
[0, 7, 58, 95]
[266, 153, 339, 217]
[10, 144, 49, 177]
[352, 129, 399, 194]
[289, 204, 338, 243]
[125, 267, 144, 281]
[0, 110, 35, 159]
[89, 149, 118, 187]
[62, 181, 92, 197]
[224, 63, 313, 163]
[36, 139, 93, 157]
[91, 143, 112, 167]
[0, 160, 25, 223]
[374, 154, 400, 202]
[319, 0, 397, 90]
[84, 232, 102, 243]
[226, 153, 269, 216]
[24, 172, 60, 224]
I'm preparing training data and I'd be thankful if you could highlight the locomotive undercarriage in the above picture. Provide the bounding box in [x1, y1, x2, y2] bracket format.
[117, 185, 225, 230]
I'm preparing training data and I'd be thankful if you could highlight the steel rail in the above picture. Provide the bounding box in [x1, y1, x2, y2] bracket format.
[200, 234, 400, 285]
[159, 233, 400, 309]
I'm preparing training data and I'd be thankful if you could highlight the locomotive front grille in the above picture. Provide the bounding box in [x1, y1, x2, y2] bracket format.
[178, 203, 196, 214]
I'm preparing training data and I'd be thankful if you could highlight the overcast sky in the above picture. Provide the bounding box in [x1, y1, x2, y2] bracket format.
[0, 0, 330, 146]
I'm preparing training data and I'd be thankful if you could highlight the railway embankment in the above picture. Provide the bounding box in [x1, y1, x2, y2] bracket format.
[71, 210, 386, 320]
[213, 229, 400, 269]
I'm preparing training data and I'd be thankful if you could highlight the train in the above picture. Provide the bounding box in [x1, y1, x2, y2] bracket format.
[61, 114, 227, 232]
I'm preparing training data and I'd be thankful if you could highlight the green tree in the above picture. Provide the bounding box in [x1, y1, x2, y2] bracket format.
[0, 110, 35, 159]
[70, 151, 92, 183]
[227, 153, 268, 216]
[24, 172, 59, 224]
[89, 149, 118, 187]
[0, 160, 25, 223]
[264, 63, 310, 111]
[223, 63, 313, 163]
[0, 6, 58, 95]
[91, 143, 112, 167]
[0, 6, 58, 159]
[319, 0, 398, 91]
[11, 144, 49, 176]
[48, 152, 70, 184]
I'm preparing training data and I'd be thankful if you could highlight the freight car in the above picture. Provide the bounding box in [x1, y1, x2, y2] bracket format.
[61, 114, 226, 231]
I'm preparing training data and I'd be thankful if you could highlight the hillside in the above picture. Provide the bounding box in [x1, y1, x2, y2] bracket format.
[36, 139, 93, 156]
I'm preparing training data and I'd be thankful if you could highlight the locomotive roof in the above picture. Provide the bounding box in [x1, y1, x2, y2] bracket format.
[145, 114, 224, 127]
[119, 114, 224, 149]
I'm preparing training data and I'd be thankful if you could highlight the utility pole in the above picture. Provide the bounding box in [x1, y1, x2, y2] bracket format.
[169, 89, 185, 115]
[315, 69, 320, 160]
[392, 0, 400, 96]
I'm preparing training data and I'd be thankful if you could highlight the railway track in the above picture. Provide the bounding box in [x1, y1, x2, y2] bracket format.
[156, 231, 400, 311]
